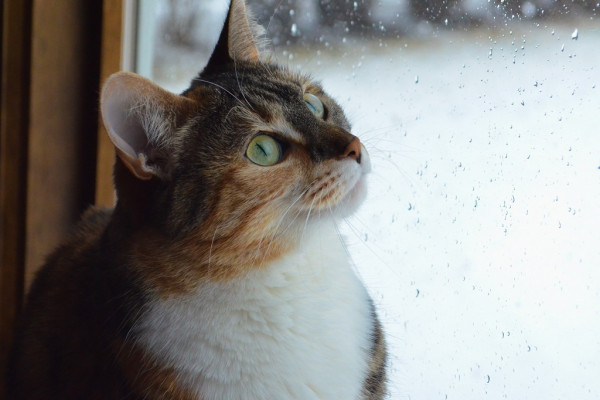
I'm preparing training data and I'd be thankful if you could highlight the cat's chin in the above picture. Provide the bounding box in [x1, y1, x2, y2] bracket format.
[333, 144, 370, 217]
[332, 175, 368, 218]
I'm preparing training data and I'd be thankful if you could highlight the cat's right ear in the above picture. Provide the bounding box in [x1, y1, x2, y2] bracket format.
[101, 72, 191, 180]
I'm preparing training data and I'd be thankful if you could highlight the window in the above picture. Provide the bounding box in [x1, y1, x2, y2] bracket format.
[133, 1, 599, 397]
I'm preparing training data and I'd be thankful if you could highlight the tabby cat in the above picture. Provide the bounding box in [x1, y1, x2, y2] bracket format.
[6, 0, 387, 398]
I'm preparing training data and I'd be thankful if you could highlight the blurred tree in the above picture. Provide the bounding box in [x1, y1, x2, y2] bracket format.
[318, 0, 375, 34]
[162, 0, 201, 48]
[494, 0, 524, 18]
[493, 0, 598, 19]
[409, 0, 461, 23]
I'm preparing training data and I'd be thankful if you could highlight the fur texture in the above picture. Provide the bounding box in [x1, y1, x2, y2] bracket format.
[136, 221, 373, 399]
[6, 0, 387, 398]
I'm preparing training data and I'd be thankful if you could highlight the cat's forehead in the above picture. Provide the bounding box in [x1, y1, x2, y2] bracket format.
[189, 63, 321, 104]
[183, 63, 340, 141]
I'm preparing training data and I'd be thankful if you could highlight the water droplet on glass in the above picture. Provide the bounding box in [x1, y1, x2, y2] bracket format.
[414, 75, 419, 84]
[290, 23, 298, 37]
[571, 28, 578, 40]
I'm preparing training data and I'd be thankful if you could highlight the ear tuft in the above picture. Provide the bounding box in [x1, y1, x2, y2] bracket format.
[100, 72, 189, 180]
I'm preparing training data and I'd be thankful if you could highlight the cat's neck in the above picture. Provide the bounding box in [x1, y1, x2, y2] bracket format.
[134, 217, 372, 399]
[119, 213, 343, 295]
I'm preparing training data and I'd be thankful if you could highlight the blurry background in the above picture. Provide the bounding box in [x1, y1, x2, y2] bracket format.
[139, 1, 600, 399]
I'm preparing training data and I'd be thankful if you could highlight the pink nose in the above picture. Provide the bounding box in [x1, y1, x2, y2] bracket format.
[340, 137, 362, 163]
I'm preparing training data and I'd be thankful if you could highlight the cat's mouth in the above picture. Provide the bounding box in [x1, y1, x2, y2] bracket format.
[339, 144, 371, 211]
[302, 144, 371, 217]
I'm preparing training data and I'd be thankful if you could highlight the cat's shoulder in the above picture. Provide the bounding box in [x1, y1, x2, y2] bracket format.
[27, 206, 113, 294]
[70, 205, 113, 244]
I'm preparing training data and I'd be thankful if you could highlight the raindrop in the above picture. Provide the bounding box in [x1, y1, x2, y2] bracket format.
[571, 28, 578, 40]
[290, 23, 298, 37]
[414, 75, 419, 84]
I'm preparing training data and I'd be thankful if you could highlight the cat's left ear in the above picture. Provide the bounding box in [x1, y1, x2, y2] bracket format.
[101, 72, 192, 181]
[205, 0, 261, 69]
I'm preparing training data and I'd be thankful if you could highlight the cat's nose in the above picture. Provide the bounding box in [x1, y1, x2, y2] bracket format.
[340, 137, 362, 164]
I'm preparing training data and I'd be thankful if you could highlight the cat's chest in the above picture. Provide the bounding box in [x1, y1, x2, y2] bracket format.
[135, 230, 372, 400]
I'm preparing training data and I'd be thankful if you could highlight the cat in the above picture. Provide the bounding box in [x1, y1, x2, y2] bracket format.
[6, 0, 387, 398]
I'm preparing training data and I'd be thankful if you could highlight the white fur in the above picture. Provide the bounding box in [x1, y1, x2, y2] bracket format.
[135, 220, 373, 400]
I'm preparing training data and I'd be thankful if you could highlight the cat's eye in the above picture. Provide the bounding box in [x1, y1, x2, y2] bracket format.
[303, 93, 325, 119]
[246, 134, 282, 166]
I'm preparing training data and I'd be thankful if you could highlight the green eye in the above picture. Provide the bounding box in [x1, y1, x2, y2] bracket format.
[246, 134, 282, 166]
[303, 93, 324, 119]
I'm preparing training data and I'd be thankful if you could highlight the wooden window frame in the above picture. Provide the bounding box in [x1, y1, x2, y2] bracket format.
[1, 1, 124, 394]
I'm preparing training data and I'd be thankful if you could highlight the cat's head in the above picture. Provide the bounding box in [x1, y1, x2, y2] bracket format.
[100, 0, 370, 283]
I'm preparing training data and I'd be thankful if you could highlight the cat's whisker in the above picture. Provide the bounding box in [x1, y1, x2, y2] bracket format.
[300, 188, 320, 243]
[341, 216, 400, 280]
[256, 182, 317, 267]
[256, 207, 305, 268]
[356, 125, 399, 140]
[234, 62, 254, 110]
[223, 104, 241, 123]
[207, 226, 219, 270]
[194, 78, 247, 109]
[271, 185, 315, 238]
[264, 0, 285, 37]
[329, 211, 356, 266]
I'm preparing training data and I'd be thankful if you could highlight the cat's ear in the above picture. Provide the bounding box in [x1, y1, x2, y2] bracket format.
[100, 72, 190, 180]
[205, 0, 261, 68]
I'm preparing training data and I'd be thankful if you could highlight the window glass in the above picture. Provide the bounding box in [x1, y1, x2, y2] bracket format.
[136, 1, 600, 398]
